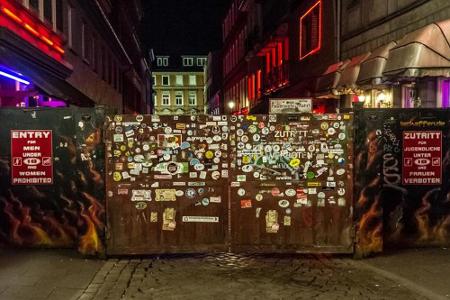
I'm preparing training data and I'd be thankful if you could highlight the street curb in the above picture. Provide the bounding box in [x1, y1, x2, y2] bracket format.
[347, 259, 448, 300]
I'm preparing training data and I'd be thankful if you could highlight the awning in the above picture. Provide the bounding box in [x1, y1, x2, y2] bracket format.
[357, 42, 397, 86]
[336, 53, 371, 93]
[384, 19, 450, 78]
[315, 60, 350, 98]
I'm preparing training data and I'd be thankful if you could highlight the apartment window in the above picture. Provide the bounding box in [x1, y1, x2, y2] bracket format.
[43, 0, 52, 23]
[29, 0, 39, 11]
[175, 92, 183, 106]
[197, 58, 206, 66]
[189, 75, 196, 86]
[162, 75, 170, 86]
[175, 75, 183, 85]
[162, 92, 170, 106]
[67, 5, 73, 48]
[156, 57, 169, 67]
[55, 0, 63, 32]
[189, 91, 197, 106]
[183, 57, 193, 66]
[300, 0, 322, 60]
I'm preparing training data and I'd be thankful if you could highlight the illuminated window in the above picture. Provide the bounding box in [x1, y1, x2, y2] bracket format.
[189, 75, 196, 85]
[176, 75, 183, 85]
[300, 0, 322, 60]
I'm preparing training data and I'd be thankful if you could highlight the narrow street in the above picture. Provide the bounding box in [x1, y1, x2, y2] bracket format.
[1, 248, 449, 300]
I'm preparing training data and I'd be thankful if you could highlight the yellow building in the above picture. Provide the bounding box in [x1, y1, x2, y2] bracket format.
[152, 55, 207, 115]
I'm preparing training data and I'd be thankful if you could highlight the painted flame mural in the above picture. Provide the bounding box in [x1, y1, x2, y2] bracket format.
[0, 108, 105, 255]
[355, 109, 450, 257]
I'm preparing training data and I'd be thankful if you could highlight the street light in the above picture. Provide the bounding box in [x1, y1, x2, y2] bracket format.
[228, 101, 235, 110]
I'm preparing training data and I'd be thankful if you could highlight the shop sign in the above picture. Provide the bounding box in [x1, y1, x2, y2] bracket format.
[270, 98, 312, 114]
[11, 130, 53, 185]
[402, 131, 442, 185]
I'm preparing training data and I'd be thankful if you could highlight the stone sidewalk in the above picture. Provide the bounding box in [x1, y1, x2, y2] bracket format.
[0, 249, 105, 300]
[1, 248, 449, 300]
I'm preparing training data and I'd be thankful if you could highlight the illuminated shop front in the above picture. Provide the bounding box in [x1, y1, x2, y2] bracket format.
[0, 0, 93, 108]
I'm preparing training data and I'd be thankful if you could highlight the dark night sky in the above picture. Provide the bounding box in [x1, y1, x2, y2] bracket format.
[141, 0, 231, 55]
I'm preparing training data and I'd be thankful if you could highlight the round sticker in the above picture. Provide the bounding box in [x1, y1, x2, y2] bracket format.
[264, 145, 273, 153]
[213, 135, 222, 142]
[242, 156, 251, 164]
[237, 142, 245, 150]
[238, 188, 246, 196]
[320, 122, 329, 130]
[289, 158, 301, 168]
[114, 115, 123, 122]
[205, 151, 214, 159]
[262, 127, 270, 135]
[328, 128, 336, 135]
[336, 169, 346, 176]
[136, 115, 144, 122]
[338, 157, 345, 165]
[113, 172, 122, 181]
[318, 192, 326, 199]
[285, 208, 292, 215]
[163, 154, 171, 161]
[273, 145, 281, 152]
[211, 171, 221, 180]
[237, 129, 244, 136]
[242, 165, 253, 173]
[241, 135, 249, 143]
[271, 187, 281, 196]
[213, 157, 220, 164]
[186, 188, 196, 198]
[278, 199, 290, 208]
[164, 127, 172, 134]
[190, 158, 200, 166]
[194, 164, 205, 171]
[198, 188, 206, 195]
[253, 172, 260, 178]
[248, 125, 257, 134]
[175, 190, 184, 197]
[201, 198, 210, 206]
[307, 171, 315, 179]
[255, 194, 263, 201]
[143, 144, 150, 151]
[338, 188, 346, 196]
[253, 134, 261, 142]
[285, 189, 296, 197]
[338, 133, 346, 140]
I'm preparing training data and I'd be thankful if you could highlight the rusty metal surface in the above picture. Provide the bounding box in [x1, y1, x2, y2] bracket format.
[229, 114, 354, 253]
[105, 115, 230, 255]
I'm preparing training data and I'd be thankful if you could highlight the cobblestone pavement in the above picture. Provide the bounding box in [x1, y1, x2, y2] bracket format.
[78, 253, 428, 300]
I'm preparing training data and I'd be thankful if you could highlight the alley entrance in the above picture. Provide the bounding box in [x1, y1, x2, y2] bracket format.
[105, 113, 354, 255]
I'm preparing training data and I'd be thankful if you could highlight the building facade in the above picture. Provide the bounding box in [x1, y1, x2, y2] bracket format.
[152, 54, 207, 115]
[205, 51, 222, 115]
[220, 0, 450, 113]
[0, 0, 150, 113]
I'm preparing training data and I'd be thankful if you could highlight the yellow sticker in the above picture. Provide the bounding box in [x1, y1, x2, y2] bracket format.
[113, 172, 122, 182]
[289, 158, 300, 167]
[242, 156, 251, 164]
[114, 115, 123, 122]
[246, 115, 256, 121]
[205, 151, 214, 159]
[120, 145, 127, 152]
[344, 114, 351, 120]
[328, 153, 335, 159]
[307, 182, 321, 187]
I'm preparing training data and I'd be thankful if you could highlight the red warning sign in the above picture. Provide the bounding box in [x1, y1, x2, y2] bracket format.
[11, 130, 53, 185]
[402, 131, 442, 185]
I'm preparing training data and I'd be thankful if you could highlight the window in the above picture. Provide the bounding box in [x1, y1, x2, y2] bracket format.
[197, 58, 206, 66]
[189, 91, 197, 106]
[44, 0, 52, 23]
[183, 57, 194, 66]
[156, 57, 169, 67]
[162, 92, 170, 106]
[175, 92, 183, 106]
[55, 0, 63, 32]
[162, 75, 169, 86]
[175, 75, 183, 85]
[300, 0, 322, 60]
[68, 5, 73, 48]
[189, 75, 196, 86]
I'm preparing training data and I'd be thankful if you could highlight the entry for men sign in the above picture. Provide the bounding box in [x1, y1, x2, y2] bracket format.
[11, 130, 53, 185]
[402, 131, 442, 185]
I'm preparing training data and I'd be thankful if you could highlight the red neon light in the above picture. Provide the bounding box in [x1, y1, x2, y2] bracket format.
[0, 4, 65, 56]
[256, 70, 261, 98]
[277, 42, 283, 66]
[299, 0, 322, 60]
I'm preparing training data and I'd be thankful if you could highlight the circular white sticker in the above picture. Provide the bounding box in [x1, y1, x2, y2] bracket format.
[237, 188, 246, 196]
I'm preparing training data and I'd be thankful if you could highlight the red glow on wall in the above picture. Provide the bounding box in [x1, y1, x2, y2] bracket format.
[0, 0, 65, 59]
[256, 70, 261, 99]
[300, 0, 322, 60]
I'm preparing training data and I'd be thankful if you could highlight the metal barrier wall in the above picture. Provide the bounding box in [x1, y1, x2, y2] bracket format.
[0, 107, 106, 256]
[354, 109, 450, 257]
[105, 113, 354, 254]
